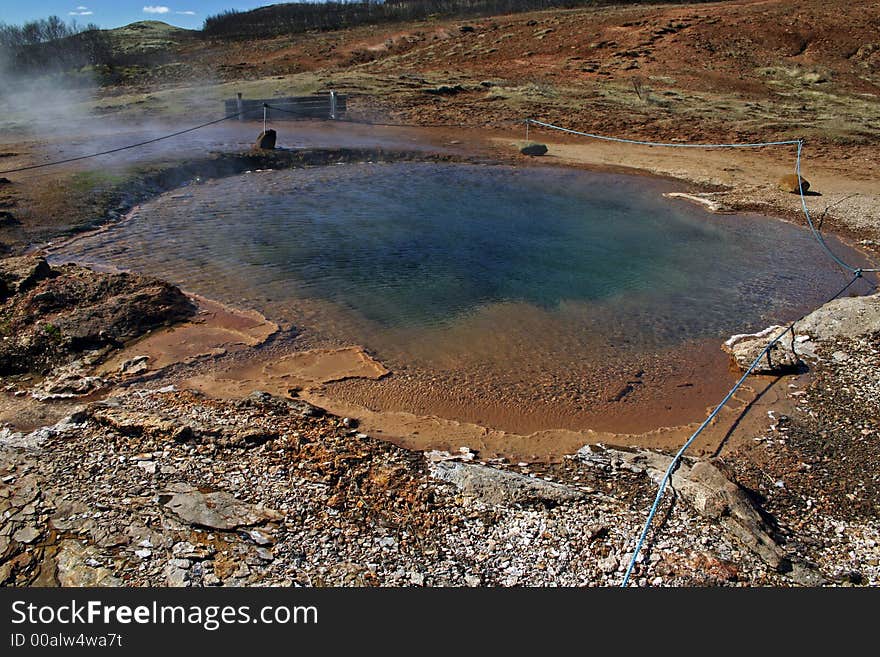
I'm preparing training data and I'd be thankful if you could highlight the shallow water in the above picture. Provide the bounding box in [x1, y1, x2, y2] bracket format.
[53, 161, 874, 433]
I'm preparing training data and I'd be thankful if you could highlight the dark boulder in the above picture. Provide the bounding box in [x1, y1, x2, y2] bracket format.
[0, 257, 196, 375]
[0, 255, 52, 301]
[254, 130, 277, 150]
[520, 142, 549, 156]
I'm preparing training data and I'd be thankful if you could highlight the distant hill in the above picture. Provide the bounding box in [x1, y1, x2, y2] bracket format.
[102, 21, 195, 56]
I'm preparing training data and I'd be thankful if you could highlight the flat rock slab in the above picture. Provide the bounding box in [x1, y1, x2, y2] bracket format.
[796, 293, 880, 341]
[162, 487, 282, 530]
[723, 292, 880, 373]
[430, 460, 585, 506]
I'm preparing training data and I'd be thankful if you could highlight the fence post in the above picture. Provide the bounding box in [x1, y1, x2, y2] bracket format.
[329, 90, 337, 120]
[236, 92, 244, 121]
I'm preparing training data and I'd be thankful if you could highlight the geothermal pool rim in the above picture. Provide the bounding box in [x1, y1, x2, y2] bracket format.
[13, 108, 878, 588]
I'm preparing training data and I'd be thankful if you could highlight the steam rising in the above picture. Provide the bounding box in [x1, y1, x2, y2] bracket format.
[0, 21, 247, 172]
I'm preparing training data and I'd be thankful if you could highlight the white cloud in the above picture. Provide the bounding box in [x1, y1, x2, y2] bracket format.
[143, 5, 170, 14]
[176, 10, 196, 15]
[76, 5, 88, 9]
[69, 9, 94, 15]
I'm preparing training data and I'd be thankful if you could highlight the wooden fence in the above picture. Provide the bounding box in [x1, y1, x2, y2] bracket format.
[224, 92, 347, 121]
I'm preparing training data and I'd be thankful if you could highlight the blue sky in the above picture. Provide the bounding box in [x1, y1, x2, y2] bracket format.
[0, 1, 279, 30]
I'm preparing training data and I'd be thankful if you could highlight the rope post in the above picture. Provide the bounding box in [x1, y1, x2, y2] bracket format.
[263, 103, 268, 133]
[236, 92, 244, 121]
[330, 90, 337, 120]
[526, 119, 530, 141]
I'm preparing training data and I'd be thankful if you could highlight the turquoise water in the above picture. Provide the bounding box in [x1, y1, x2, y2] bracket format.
[54, 161, 869, 354]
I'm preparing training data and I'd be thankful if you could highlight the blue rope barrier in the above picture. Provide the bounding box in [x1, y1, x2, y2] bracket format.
[619, 271, 863, 586]
[525, 119, 801, 149]
[524, 118, 878, 586]
[0, 111, 243, 175]
[795, 141, 878, 274]
[527, 120, 878, 275]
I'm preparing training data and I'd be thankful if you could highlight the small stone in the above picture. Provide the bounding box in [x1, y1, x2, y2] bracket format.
[409, 572, 425, 586]
[723, 325, 800, 373]
[137, 461, 157, 475]
[119, 355, 150, 376]
[464, 574, 481, 587]
[165, 566, 189, 587]
[245, 528, 273, 546]
[161, 489, 282, 530]
[55, 540, 121, 587]
[172, 541, 215, 559]
[13, 526, 41, 544]
[134, 548, 152, 559]
[599, 555, 618, 574]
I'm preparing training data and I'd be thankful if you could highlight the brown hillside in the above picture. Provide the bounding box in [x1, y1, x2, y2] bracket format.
[163, 0, 879, 147]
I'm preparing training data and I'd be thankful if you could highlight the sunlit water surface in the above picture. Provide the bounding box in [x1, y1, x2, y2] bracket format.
[53, 162, 872, 432]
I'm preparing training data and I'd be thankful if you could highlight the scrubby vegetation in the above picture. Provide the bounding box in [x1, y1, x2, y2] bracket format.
[0, 15, 98, 48]
[0, 16, 110, 73]
[202, 0, 714, 39]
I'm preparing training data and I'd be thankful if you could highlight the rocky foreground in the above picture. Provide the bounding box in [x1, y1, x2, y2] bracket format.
[1, 257, 879, 586]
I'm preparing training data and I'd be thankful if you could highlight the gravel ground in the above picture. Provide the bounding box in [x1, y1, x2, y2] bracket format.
[3, 362, 876, 587]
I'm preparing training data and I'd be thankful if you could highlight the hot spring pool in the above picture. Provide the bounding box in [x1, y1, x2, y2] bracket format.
[52, 161, 873, 435]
